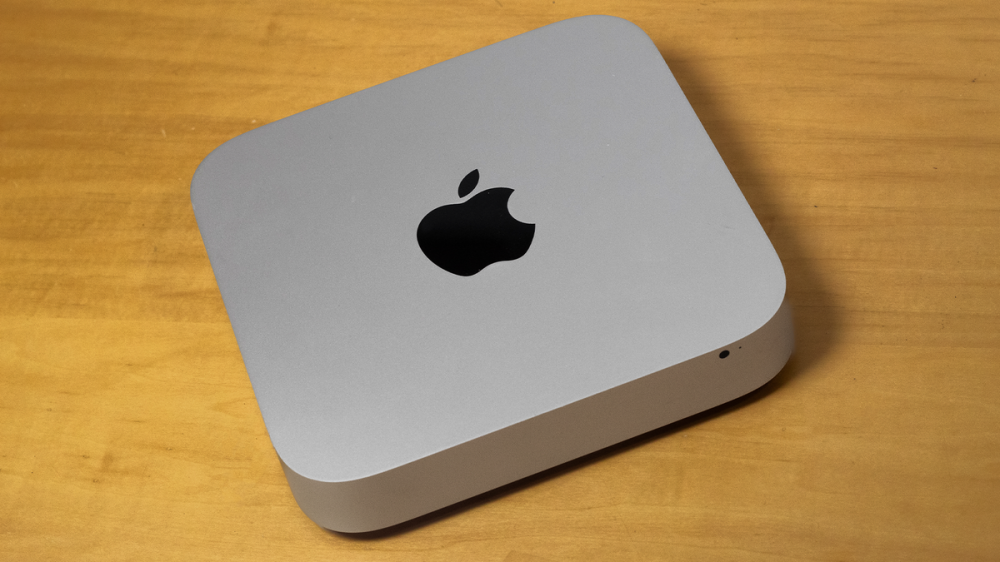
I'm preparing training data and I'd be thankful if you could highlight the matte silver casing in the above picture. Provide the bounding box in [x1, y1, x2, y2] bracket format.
[191, 15, 794, 533]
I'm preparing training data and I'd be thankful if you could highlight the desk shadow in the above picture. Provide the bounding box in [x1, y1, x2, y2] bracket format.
[330, 47, 837, 541]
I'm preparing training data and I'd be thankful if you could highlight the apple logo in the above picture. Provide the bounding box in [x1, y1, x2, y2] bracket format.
[417, 169, 535, 276]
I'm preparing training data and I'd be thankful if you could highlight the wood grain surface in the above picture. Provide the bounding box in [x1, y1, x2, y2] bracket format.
[2, 1, 998, 560]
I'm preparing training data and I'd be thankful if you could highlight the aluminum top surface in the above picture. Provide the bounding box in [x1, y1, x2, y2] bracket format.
[191, 16, 785, 482]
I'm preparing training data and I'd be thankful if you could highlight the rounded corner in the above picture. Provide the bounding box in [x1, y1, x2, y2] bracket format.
[277, 452, 437, 533]
[189, 141, 227, 213]
[569, 14, 656, 44]
[748, 296, 796, 388]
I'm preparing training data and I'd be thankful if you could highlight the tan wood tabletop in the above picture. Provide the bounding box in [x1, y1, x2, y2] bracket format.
[2, 1, 998, 560]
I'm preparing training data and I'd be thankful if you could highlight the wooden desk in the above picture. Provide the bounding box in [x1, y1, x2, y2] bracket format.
[2, 1, 998, 559]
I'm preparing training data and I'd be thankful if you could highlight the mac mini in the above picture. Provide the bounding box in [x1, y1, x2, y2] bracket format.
[191, 15, 794, 533]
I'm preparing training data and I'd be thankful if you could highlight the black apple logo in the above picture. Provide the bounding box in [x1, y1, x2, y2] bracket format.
[417, 169, 535, 276]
